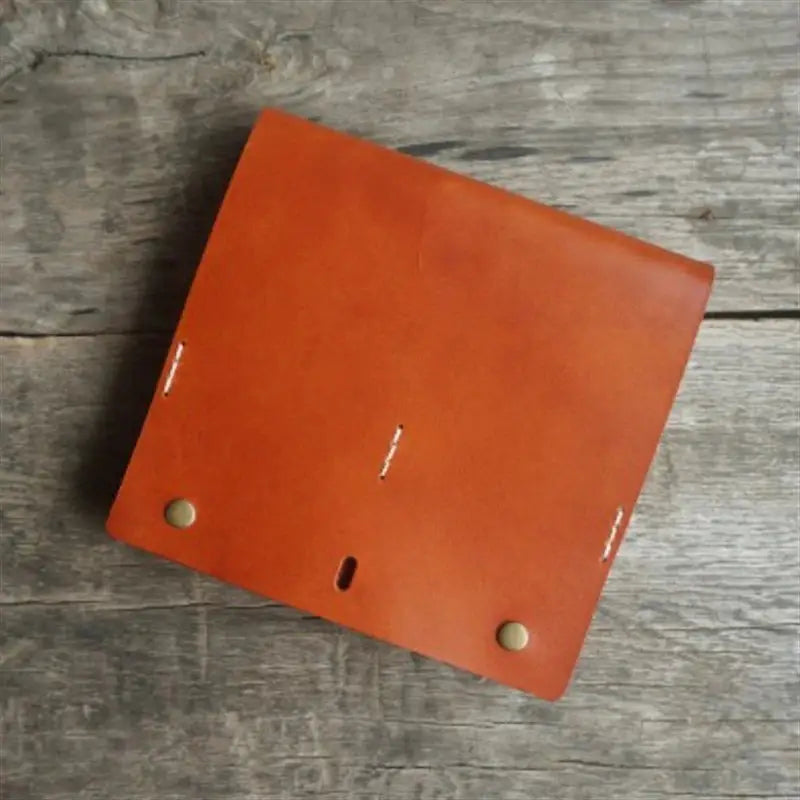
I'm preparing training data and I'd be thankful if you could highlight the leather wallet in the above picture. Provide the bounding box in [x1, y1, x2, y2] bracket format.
[107, 109, 713, 700]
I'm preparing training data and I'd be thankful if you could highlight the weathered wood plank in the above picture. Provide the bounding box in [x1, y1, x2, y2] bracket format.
[3, 606, 798, 800]
[1, 0, 798, 336]
[2, 322, 798, 609]
[2, 321, 798, 798]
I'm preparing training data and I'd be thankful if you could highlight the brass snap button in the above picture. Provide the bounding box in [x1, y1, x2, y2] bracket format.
[497, 621, 529, 651]
[164, 498, 196, 529]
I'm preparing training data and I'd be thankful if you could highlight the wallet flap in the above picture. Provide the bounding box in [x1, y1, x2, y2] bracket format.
[107, 109, 713, 699]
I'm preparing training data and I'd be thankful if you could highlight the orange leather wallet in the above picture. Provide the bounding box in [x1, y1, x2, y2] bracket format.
[107, 109, 713, 699]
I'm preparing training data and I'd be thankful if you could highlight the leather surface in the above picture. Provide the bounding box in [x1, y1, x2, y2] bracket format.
[107, 109, 713, 700]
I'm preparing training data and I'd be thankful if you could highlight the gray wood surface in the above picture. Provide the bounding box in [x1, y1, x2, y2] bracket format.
[1, 1, 798, 799]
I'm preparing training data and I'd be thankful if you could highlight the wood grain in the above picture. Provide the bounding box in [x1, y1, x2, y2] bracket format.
[1, 0, 798, 336]
[2, 321, 798, 799]
[1, 1, 799, 798]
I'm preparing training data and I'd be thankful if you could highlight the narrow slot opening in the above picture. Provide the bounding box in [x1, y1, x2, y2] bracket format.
[335, 556, 358, 591]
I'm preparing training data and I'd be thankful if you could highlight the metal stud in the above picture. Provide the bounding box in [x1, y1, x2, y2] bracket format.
[164, 498, 196, 529]
[497, 621, 529, 651]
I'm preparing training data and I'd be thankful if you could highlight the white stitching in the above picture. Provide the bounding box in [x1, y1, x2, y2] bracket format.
[163, 341, 185, 395]
[602, 506, 625, 562]
[379, 424, 404, 480]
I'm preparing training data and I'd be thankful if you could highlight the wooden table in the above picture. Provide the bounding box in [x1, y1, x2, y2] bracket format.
[2, 2, 798, 798]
